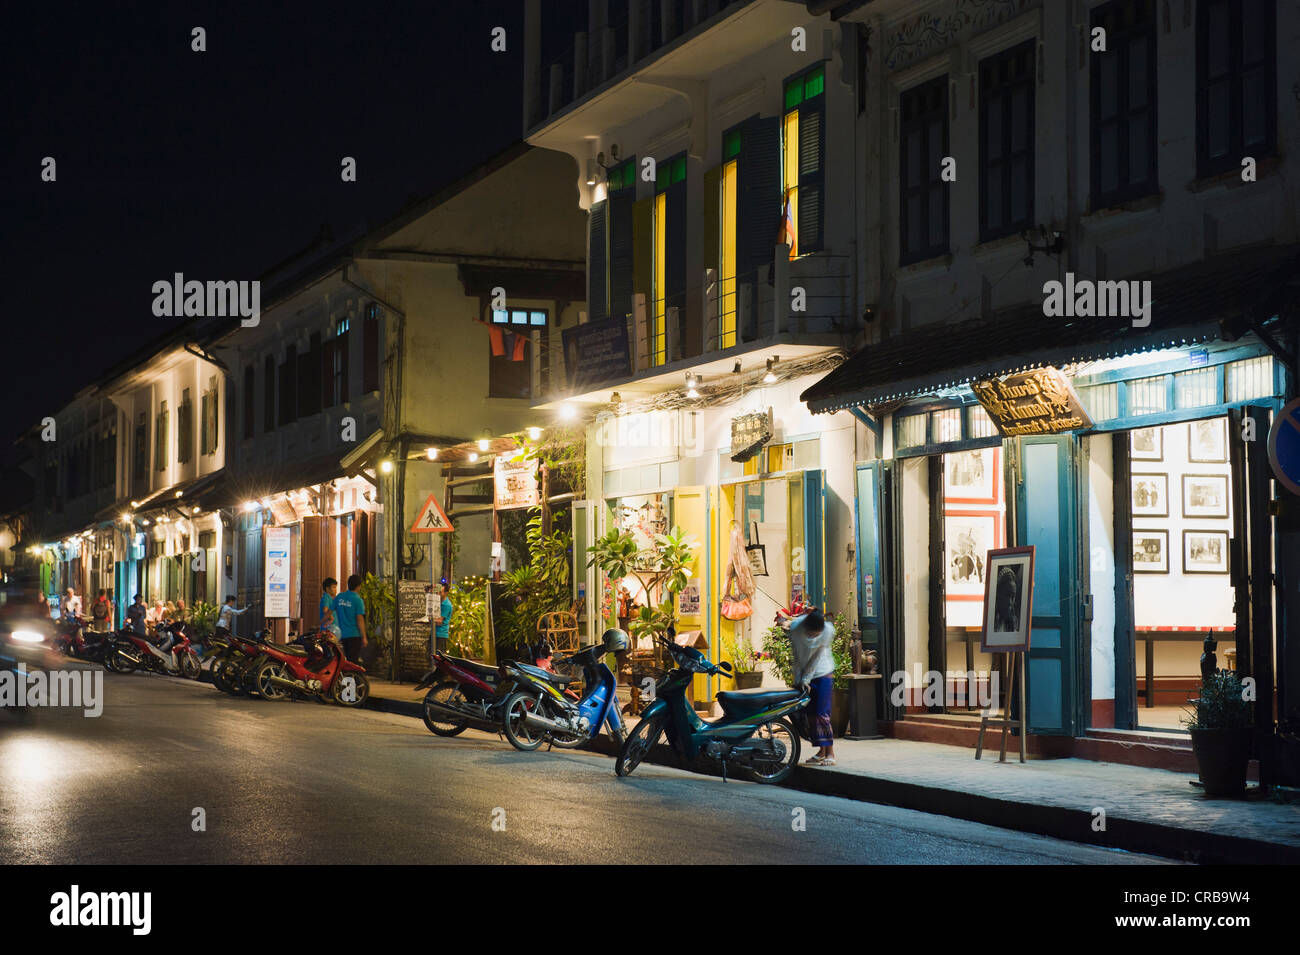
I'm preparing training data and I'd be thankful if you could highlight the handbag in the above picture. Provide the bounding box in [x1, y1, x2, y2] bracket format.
[720, 570, 752, 621]
[745, 521, 768, 577]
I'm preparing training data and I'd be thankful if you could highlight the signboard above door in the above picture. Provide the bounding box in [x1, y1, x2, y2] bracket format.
[971, 367, 1093, 437]
[731, 409, 773, 463]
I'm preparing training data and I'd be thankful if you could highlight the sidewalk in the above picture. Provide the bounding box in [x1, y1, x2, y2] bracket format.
[366, 679, 1300, 864]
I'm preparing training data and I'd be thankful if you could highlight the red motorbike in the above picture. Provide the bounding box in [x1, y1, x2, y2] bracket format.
[415, 650, 521, 737]
[105, 621, 202, 679]
[52, 615, 113, 662]
[250, 630, 369, 706]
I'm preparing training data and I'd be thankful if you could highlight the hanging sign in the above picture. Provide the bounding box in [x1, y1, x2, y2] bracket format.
[971, 367, 1093, 437]
[494, 451, 540, 510]
[410, 493, 453, 533]
[264, 526, 291, 618]
[731, 409, 773, 463]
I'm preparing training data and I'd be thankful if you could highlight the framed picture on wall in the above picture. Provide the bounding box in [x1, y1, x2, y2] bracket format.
[1129, 427, 1163, 461]
[1182, 474, 1230, 519]
[943, 447, 1001, 505]
[1188, 418, 1228, 463]
[1131, 473, 1169, 518]
[980, 546, 1035, 652]
[1131, 529, 1169, 573]
[1183, 529, 1229, 574]
[944, 511, 1001, 600]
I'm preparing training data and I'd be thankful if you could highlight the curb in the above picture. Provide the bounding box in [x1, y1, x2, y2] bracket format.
[363, 693, 1300, 865]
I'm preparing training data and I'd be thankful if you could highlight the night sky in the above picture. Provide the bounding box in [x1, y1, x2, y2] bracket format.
[2, 0, 585, 478]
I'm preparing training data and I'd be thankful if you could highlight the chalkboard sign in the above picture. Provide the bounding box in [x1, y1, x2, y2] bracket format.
[397, 579, 433, 678]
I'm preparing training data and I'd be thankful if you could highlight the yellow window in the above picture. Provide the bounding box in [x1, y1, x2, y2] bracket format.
[653, 192, 667, 366]
[782, 110, 800, 259]
[720, 159, 738, 349]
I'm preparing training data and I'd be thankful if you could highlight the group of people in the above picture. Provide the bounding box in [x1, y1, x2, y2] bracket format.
[315, 575, 370, 663]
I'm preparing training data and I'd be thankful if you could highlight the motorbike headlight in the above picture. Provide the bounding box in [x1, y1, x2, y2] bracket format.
[10, 629, 46, 644]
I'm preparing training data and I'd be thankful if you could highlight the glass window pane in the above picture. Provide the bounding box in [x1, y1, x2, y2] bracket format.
[1128, 116, 1148, 184]
[928, 184, 944, 245]
[1010, 87, 1029, 152]
[897, 414, 926, 449]
[931, 408, 962, 443]
[784, 79, 802, 111]
[1174, 367, 1217, 409]
[968, 405, 999, 438]
[1207, 3, 1230, 76]
[1242, 0, 1267, 64]
[1099, 123, 1119, 193]
[1208, 83, 1230, 158]
[804, 67, 824, 99]
[1009, 158, 1028, 222]
[1226, 356, 1274, 402]
[985, 99, 1003, 160]
[986, 166, 1003, 231]
[906, 195, 922, 252]
[530, 311, 547, 326]
[1242, 71, 1267, 148]
[1128, 375, 1168, 415]
[1077, 382, 1119, 421]
[1127, 37, 1148, 109]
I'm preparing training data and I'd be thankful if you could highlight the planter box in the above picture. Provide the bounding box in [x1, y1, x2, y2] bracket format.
[1189, 726, 1252, 797]
[830, 686, 849, 738]
[732, 671, 763, 689]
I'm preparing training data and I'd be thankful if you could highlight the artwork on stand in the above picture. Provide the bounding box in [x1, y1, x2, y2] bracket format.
[1129, 427, 1163, 461]
[1131, 530, 1169, 574]
[1188, 418, 1228, 463]
[1182, 474, 1230, 519]
[1131, 473, 1169, 518]
[943, 447, 1000, 505]
[1183, 529, 1229, 574]
[944, 511, 1001, 601]
[980, 546, 1036, 652]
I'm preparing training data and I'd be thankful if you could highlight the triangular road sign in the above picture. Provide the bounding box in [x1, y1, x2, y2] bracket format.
[410, 493, 453, 533]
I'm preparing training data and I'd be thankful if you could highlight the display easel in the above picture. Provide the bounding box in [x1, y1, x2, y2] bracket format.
[975, 650, 1026, 763]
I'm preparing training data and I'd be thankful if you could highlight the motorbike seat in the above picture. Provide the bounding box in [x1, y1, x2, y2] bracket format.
[445, 655, 499, 681]
[273, 643, 310, 657]
[514, 662, 577, 687]
[716, 687, 803, 709]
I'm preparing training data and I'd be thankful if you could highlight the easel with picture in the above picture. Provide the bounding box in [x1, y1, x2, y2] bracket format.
[974, 546, 1035, 763]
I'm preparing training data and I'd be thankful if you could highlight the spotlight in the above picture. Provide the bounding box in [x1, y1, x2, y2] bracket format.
[130, 501, 140, 509]
[243, 501, 258, 513]
[526, 427, 542, 440]
[477, 437, 490, 452]
[764, 357, 778, 384]
[559, 403, 578, 422]
[686, 373, 700, 399]
[425, 447, 438, 461]
[380, 459, 394, 474]
[120, 513, 130, 523]
[174, 490, 183, 498]
[468, 451, 479, 463]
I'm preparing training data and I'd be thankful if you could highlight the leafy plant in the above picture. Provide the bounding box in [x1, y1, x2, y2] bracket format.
[524, 425, 586, 497]
[589, 525, 696, 647]
[356, 572, 396, 656]
[760, 610, 853, 688]
[189, 601, 219, 641]
[587, 527, 639, 582]
[448, 576, 488, 659]
[495, 508, 572, 654]
[724, 630, 759, 675]
[1182, 670, 1252, 730]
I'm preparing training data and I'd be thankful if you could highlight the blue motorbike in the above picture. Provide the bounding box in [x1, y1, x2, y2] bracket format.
[616, 634, 809, 784]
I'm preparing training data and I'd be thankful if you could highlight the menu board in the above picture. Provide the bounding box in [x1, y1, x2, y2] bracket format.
[397, 579, 433, 676]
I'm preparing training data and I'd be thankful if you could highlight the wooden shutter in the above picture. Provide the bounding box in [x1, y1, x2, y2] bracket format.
[362, 314, 380, 393]
[738, 117, 780, 284]
[702, 165, 721, 276]
[609, 190, 635, 322]
[588, 201, 608, 322]
[798, 99, 824, 254]
[321, 338, 335, 409]
[301, 516, 323, 629]
[337, 332, 350, 404]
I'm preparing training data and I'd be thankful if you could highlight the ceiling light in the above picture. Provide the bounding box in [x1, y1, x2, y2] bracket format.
[686, 373, 700, 399]
[468, 451, 479, 463]
[380, 459, 394, 474]
[192, 506, 200, 514]
[120, 513, 130, 522]
[526, 427, 542, 441]
[130, 501, 140, 509]
[243, 500, 258, 512]
[477, 438, 490, 452]
[174, 490, 183, 498]
[142, 519, 151, 526]
[559, 403, 578, 422]
[764, 357, 778, 384]
[425, 447, 438, 461]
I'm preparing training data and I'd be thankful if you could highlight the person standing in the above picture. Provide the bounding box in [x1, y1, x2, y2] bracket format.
[319, 578, 341, 638]
[788, 608, 837, 766]
[216, 595, 251, 635]
[433, 582, 452, 655]
[126, 594, 148, 636]
[332, 574, 368, 663]
[60, 586, 83, 622]
[90, 589, 112, 632]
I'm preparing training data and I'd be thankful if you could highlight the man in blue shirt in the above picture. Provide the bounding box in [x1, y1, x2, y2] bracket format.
[434, 582, 452, 654]
[333, 574, 368, 663]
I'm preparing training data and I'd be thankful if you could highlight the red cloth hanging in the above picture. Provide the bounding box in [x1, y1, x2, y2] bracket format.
[511, 331, 528, 362]
[489, 326, 505, 356]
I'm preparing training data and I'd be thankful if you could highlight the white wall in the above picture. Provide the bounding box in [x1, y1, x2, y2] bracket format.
[1086, 433, 1116, 703]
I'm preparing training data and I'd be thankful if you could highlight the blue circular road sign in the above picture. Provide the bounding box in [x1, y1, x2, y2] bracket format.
[1268, 398, 1300, 496]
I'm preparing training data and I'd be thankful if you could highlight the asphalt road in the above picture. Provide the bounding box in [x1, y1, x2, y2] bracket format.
[0, 672, 1173, 865]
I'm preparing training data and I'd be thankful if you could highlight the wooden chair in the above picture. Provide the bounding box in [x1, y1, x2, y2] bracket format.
[537, 611, 580, 656]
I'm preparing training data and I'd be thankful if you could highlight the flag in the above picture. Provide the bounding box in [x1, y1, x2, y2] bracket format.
[779, 189, 798, 257]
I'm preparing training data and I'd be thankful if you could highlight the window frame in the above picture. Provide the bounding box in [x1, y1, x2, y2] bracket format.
[899, 74, 950, 265]
[978, 39, 1037, 243]
[1196, 0, 1277, 180]
[1090, 0, 1159, 209]
[782, 63, 827, 258]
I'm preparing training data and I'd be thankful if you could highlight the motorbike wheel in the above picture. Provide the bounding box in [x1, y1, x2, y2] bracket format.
[210, 658, 230, 692]
[615, 714, 663, 777]
[745, 718, 800, 785]
[254, 661, 290, 701]
[500, 692, 546, 752]
[106, 648, 136, 674]
[422, 682, 469, 737]
[181, 653, 201, 680]
[332, 672, 370, 707]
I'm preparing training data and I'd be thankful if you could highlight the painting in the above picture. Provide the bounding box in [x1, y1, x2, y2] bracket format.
[980, 546, 1036, 652]
[1182, 474, 1230, 519]
[944, 447, 1000, 504]
[1131, 473, 1169, 518]
[945, 511, 1000, 601]
[1188, 418, 1228, 463]
[1131, 530, 1168, 574]
[1129, 427, 1162, 461]
[1183, 530, 1229, 574]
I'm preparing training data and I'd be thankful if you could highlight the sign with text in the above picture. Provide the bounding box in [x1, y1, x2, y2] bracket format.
[264, 526, 291, 618]
[493, 450, 540, 510]
[971, 367, 1093, 437]
[562, 315, 631, 391]
[730, 409, 773, 463]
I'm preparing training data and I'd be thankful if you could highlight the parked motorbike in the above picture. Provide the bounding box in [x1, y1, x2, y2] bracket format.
[52, 616, 113, 663]
[497, 629, 628, 752]
[414, 651, 517, 736]
[615, 634, 809, 784]
[105, 622, 202, 679]
[250, 630, 369, 706]
[212, 631, 274, 695]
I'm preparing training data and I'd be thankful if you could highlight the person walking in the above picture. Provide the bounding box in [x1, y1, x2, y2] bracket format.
[216, 595, 251, 635]
[332, 574, 368, 663]
[788, 607, 837, 766]
[90, 589, 112, 632]
[126, 594, 148, 636]
[433, 582, 452, 655]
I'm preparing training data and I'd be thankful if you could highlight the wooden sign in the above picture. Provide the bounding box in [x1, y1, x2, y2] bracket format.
[730, 409, 773, 463]
[970, 367, 1093, 437]
[493, 451, 540, 510]
[410, 494, 453, 533]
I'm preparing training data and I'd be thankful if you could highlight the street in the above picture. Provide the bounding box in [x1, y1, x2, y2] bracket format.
[0, 673, 1172, 865]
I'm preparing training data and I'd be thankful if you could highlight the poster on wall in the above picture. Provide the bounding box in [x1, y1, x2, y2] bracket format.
[945, 511, 999, 600]
[1132, 530, 1169, 573]
[1130, 473, 1169, 518]
[264, 526, 291, 618]
[677, 582, 700, 616]
[1188, 418, 1228, 463]
[1183, 530, 1229, 574]
[1130, 427, 1163, 461]
[943, 448, 1000, 505]
[1182, 474, 1229, 518]
[980, 546, 1035, 652]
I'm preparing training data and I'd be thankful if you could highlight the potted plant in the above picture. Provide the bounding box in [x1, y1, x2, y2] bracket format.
[760, 610, 853, 735]
[1182, 669, 1253, 797]
[724, 631, 763, 689]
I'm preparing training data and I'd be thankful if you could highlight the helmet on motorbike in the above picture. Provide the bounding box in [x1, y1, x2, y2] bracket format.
[602, 628, 629, 654]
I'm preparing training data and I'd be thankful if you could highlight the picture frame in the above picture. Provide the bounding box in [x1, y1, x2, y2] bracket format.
[943, 447, 1001, 505]
[1188, 417, 1228, 463]
[1181, 474, 1230, 519]
[980, 546, 1035, 653]
[944, 510, 1003, 601]
[1131, 529, 1169, 574]
[1129, 426, 1163, 461]
[1130, 472, 1169, 518]
[1183, 529, 1230, 575]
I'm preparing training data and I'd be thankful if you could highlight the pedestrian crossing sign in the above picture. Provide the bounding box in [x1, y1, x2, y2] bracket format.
[410, 494, 453, 533]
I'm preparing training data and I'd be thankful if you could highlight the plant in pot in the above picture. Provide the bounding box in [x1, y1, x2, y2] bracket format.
[724, 631, 763, 688]
[1182, 669, 1253, 797]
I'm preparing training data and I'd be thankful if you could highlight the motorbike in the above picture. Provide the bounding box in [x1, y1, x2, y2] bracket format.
[105, 622, 202, 679]
[615, 634, 809, 784]
[497, 631, 628, 752]
[414, 650, 517, 736]
[52, 616, 113, 663]
[212, 630, 276, 695]
[249, 630, 370, 706]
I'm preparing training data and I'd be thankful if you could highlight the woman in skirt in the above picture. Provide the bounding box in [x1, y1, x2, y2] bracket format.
[789, 608, 836, 766]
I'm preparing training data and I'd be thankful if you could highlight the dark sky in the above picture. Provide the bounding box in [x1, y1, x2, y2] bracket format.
[1, 0, 586, 473]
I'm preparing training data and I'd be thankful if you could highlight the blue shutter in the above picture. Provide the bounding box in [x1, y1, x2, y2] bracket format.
[738, 116, 780, 337]
[588, 202, 608, 322]
[798, 100, 824, 254]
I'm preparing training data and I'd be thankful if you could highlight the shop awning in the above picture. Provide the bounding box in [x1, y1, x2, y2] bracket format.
[196, 453, 353, 511]
[801, 245, 1300, 414]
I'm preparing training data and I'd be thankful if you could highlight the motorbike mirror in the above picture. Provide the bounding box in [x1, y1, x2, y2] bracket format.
[717, 660, 734, 674]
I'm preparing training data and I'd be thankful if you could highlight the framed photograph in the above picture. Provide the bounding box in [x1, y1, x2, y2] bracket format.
[1188, 418, 1228, 463]
[944, 447, 1001, 505]
[980, 546, 1036, 652]
[1131, 529, 1169, 574]
[1183, 529, 1229, 574]
[1181, 474, 1229, 519]
[1130, 473, 1169, 518]
[944, 511, 1002, 601]
[1129, 427, 1163, 461]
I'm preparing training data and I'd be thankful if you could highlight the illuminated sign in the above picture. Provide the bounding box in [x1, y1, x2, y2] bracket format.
[971, 367, 1094, 437]
[731, 409, 774, 463]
